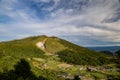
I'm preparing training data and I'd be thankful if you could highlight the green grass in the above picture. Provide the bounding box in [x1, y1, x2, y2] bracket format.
[44, 37, 66, 53]
[0, 35, 119, 80]
[0, 35, 48, 72]
[90, 71, 107, 80]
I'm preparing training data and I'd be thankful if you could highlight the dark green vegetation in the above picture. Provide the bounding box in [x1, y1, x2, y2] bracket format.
[115, 49, 120, 58]
[57, 39, 110, 66]
[57, 50, 110, 66]
[0, 35, 119, 80]
[0, 59, 47, 80]
[99, 51, 113, 55]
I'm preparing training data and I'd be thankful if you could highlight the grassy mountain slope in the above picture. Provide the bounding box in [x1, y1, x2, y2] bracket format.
[37, 36, 110, 66]
[44, 37, 66, 53]
[36, 36, 110, 65]
[0, 35, 119, 80]
[0, 35, 48, 70]
[57, 38, 110, 66]
[0, 35, 110, 67]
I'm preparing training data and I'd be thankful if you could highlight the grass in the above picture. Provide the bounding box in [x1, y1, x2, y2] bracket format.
[0, 35, 119, 80]
[45, 37, 66, 53]
[90, 71, 107, 80]
[0, 35, 48, 72]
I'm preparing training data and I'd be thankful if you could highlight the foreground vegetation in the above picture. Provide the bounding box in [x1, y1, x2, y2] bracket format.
[0, 59, 47, 80]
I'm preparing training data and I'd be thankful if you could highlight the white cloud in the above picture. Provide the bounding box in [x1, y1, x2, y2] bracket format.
[34, 0, 51, 3]
[42, 0, 60, 11]
[0, 0, 120, 46]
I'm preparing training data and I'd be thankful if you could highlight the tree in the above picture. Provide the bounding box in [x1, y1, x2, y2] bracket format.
[14, 59, 31, 79]
[115, 50, 120, 58]
[74, 75, 81, 80]
[0, 59, 47, 80]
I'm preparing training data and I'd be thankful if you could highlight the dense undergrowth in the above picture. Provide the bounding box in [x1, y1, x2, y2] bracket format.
[57, 38, 111, 66]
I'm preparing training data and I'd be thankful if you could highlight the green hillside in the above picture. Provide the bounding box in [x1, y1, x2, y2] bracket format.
[0, 35, 119, 80]
[0, 36, 47, 71]
[57, 38, 110, 66]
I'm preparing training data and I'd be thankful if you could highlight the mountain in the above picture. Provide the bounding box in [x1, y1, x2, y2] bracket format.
[0, 35, 110, 65]
[99, 51, 114, 55]
[87, 46, 120, 53]
[0, 35, 119, 80]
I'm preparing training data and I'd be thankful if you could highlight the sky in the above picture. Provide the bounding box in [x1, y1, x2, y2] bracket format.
[0, 0, 120, 47]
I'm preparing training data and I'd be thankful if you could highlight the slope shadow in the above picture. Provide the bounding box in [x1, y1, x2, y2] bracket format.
[0, 59, 47, 80]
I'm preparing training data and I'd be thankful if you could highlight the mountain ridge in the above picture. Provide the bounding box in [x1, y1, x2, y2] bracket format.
[87, 46, 120, 53]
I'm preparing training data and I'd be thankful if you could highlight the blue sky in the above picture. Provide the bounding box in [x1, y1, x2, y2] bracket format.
[0, 0, 120, 47]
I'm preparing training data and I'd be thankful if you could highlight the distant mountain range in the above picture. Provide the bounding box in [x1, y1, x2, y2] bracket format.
[87, 46, 120, 53]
